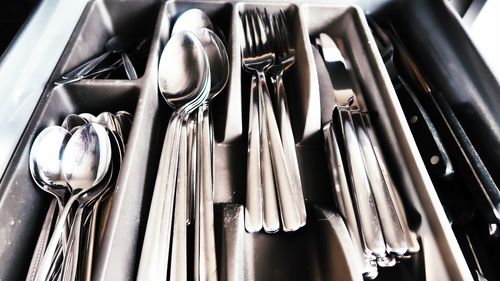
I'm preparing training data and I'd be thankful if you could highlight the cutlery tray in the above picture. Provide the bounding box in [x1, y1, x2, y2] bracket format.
[0, 0, 472, 280]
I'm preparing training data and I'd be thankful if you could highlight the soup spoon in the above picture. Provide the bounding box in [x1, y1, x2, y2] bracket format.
[137, 30, 210, 280]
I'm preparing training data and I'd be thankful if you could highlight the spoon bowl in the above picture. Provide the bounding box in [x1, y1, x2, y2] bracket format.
[61, 114, 88, 134]
[115, 111, 133, 142]
[29, 126, 71, 202]
[62, 123, 112, 193]
[193, 28, 229, 100]
[158, 31, 210, 110]
[171, 9, 213, 35]
[79, 113, 97, 123]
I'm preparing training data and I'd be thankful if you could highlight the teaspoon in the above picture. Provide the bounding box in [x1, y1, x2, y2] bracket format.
[191, 27, 229, 281]
[35, 123, 112, 281]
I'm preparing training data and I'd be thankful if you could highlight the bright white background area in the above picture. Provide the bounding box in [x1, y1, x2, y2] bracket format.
[462, 0, 500, 81]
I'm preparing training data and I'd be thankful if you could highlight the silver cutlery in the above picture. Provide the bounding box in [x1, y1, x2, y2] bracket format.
[137, 30, 210, 281]
[267, 10, 306, 227]
[240, 9, 303, 233]
[318, 32, 408, 258]
[35, 123, 112, 281]
[28, 110, 131, 281]
[312, 45, 379, 279]
[191, 27, 229, 281]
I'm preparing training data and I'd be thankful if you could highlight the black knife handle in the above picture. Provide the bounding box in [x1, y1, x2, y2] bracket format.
[393, 76, 454, 179]
[431, 90, 500, 226]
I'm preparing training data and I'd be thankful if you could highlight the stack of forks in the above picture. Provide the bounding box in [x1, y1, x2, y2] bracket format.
[240, 9, 306, 233]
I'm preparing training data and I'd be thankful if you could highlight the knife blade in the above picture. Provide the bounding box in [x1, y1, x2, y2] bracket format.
[313, 42, 385, 272]
[318, 33, 408, 257]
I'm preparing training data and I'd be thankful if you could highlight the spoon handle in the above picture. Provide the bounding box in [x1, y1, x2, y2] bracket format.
[61, 207, 84, 281]
[137, 114, 181, 280]
[245, 75, 263, 233]
[26, 200, 57, 281]
[121, 53, 138, 80]
[170, 122, 188, 281]
[35, 194, 79, 281]
[62, 52, 110, 79]
[198, 104, 218, 280]
[187, 117, 197, 225]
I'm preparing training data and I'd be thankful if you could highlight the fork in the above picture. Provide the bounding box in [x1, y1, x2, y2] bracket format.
[241, 9, 301, 232]
[267, 11, 306, 226]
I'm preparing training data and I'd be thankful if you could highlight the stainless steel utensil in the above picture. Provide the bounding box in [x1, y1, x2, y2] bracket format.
[171, 9, 214, 35]
[240, 11, 263, 233]
[316, 34, 386, 258]
[267, 10, 306, 227]
[35, 123, 112, 281]
[318, 33, 408, 257]
[191, 27, 229, 281]
[28, 127, 72, 281]
[241, 9, 302, 232]
[312, 45, 378, 279]
[61, 36, 131, 80]
[170, 9, 215, 229]
[137, 30, 210, 281]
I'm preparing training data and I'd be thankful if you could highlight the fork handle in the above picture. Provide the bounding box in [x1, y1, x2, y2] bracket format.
[273, 73, 306, 226]
[258, 71, 301, 232]
[245, 75, 263, 233]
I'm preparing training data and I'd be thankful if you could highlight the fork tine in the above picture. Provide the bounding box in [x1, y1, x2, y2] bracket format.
[255, 9, 270, 54]
[263, 10, 278, 56]
[249, 10, 261, 55]
[278, 11, 291, 51]
[271, 14, 282, 58]
[239, 12, 249, 58]
[244, 12, 256, 57]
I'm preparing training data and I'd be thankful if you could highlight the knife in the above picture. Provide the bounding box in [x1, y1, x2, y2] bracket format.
[313, 43, 384, 275]
[369, 20, 454, 179]
[386, 23, 500, 230]
[318, 33, 408, 256]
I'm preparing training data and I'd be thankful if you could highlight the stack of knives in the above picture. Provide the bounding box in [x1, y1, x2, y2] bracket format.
[312, 33, 420, 279]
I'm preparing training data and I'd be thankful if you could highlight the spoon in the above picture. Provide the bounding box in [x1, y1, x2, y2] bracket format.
[61, 114, 88, 134]
[115, 111, 133, 142]
[137, 30, 210, 281]
[35, 123, 112, 281]
[191, 27, 229, 281]
[63, 126, 121, 281]
[171, 9, 213, 35]
[29, 126, 71, 212]
[96, 112, 125, 149]
[62, 36, 132, 81]
[79, 113, 97, 123]
[28, 126, 71, 279]
[171, 9, 213, 228]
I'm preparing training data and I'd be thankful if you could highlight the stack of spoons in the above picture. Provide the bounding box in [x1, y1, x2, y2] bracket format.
[27, 111, 132, 281]
[137, 9, 229, 281]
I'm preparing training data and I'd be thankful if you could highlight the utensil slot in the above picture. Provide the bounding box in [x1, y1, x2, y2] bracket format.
[0, 81, 140, 281]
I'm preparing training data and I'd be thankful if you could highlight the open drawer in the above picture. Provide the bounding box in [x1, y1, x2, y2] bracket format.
[1, 0, 498, 280]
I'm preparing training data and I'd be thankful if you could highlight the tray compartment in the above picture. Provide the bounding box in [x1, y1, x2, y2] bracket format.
[94, 2, 242, 279]
[300, 3, 471, 280]
[54, 0, 159, 81]
[0, 81, 140, 281]
[218, 204, 361, 281]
